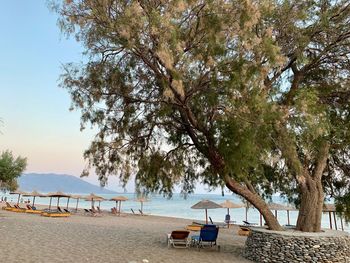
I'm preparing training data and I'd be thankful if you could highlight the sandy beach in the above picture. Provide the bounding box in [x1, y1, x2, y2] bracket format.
[0, 204, 251, 263]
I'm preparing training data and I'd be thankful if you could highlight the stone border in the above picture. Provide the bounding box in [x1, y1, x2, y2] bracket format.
[244, 228, 350, 263]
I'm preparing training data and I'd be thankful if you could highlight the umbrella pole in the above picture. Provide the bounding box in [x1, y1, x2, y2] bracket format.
[205, 209, 208, 224]
[17, 194, 21, 205]
[333, 212, 338, 230]
[227, 208, 230, 228]
[329, 212, 333, 229]
[66, 197, 70, 210]
[75, 198, 79, 212]
[141, 202, 143, 213]
[57, 197, 60, 208]
[49, 197, 52, 211]
[33, 196, 36, 206]
[287, 210, 290, 225]
[340, 216, 344, 231]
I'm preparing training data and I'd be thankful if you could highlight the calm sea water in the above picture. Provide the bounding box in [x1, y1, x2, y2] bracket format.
[3, 192, 349, 232]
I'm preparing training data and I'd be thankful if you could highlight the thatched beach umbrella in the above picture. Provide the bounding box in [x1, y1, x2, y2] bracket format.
[85, 193, 105, 209]
[323, 204, 342, 231]
[110, 196, 128, 215]
[22, 190, 45, 206]
[9, 190, 28, 205]
[268, 203, 296, 225]
[135, 197, 149, 213]
[70, 195, 82, 211]
[191, 200, 222, 224]
[220, 200, 244, 227]
[47, 191, 71, 211]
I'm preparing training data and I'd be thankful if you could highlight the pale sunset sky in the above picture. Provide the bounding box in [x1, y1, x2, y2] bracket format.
[0, 1, 219, 194]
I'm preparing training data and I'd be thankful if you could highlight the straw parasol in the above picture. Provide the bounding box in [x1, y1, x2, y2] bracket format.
[323, 204, 342, 231]
[135, 197, 149, 213]
[191, 200, 222, 224]
[268, 202, 296, 225]
[110, 196, 128, 215]
[220, 200, 244, 227]
[70, 195, 83, 211]
[46, 191, 71, 211]
[9, 190, 28, 205]
[22, 190, 45, 206]
[85, 193, 105, 209]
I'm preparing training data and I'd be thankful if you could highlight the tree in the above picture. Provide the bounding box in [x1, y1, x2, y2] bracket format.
[0, 150, 27, 191]
[54, 0, 350, 232]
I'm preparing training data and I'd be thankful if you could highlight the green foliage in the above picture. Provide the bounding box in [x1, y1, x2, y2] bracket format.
[53, 0, 350, 219]
[0, 150, 27, 191]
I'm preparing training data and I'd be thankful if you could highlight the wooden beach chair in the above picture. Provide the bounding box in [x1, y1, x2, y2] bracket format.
[167, 230, 191, 248]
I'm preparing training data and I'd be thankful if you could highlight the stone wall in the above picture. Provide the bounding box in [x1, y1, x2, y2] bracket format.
[244, 228, 350, 263]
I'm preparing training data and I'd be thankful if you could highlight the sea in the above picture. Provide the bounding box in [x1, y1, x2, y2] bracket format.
[3, 192, 349, 233]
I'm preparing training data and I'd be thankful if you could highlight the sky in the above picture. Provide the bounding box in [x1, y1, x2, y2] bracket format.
[0, 1, 220, 195]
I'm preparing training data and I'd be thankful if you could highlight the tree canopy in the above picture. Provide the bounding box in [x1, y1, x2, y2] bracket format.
[54, 0, 350, 231]
[0, 150, 27, 191]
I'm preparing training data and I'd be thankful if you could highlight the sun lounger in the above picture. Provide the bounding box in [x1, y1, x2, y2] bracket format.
[191, 225, 220, 251]
[243, 220, 258, 226]
[167, 230, 190, 248]
[41, 212, 70, 217]
[41, 207, 70, 217]
[111, 207, 117, 214]
[11, 204, 27, 213]
[138, 209, 148, 216]
[25, 205, 42, 214]
[131, 208, 140, 215]
[209, 217, 227, 228]
[186, 224, 202, 231]
[2, 202, 14, 211]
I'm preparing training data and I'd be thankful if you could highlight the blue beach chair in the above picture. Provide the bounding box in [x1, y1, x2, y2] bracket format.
[191, 225, 220, 251]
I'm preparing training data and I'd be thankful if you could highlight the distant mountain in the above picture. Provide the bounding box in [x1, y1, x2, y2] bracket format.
[18, 173, 117, 194]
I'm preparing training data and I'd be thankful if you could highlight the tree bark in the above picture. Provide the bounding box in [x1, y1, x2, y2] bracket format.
[205, 148, 283, 231]
[296, 175, 324, 232]
[296, 142, 329, 232]
[225, 176, 283, 231]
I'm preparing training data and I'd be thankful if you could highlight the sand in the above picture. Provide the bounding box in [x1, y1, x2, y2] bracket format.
[0, 204, 251, 263]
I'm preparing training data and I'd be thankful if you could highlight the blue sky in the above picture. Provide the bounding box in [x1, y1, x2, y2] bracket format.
[0, 1, 221, 195]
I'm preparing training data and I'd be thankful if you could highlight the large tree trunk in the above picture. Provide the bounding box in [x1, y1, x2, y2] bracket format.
[207, 148, 283, 231]
[225, 176, 283, 231]
[296, 142, 329, 232]
[296, 176, 324, 232]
